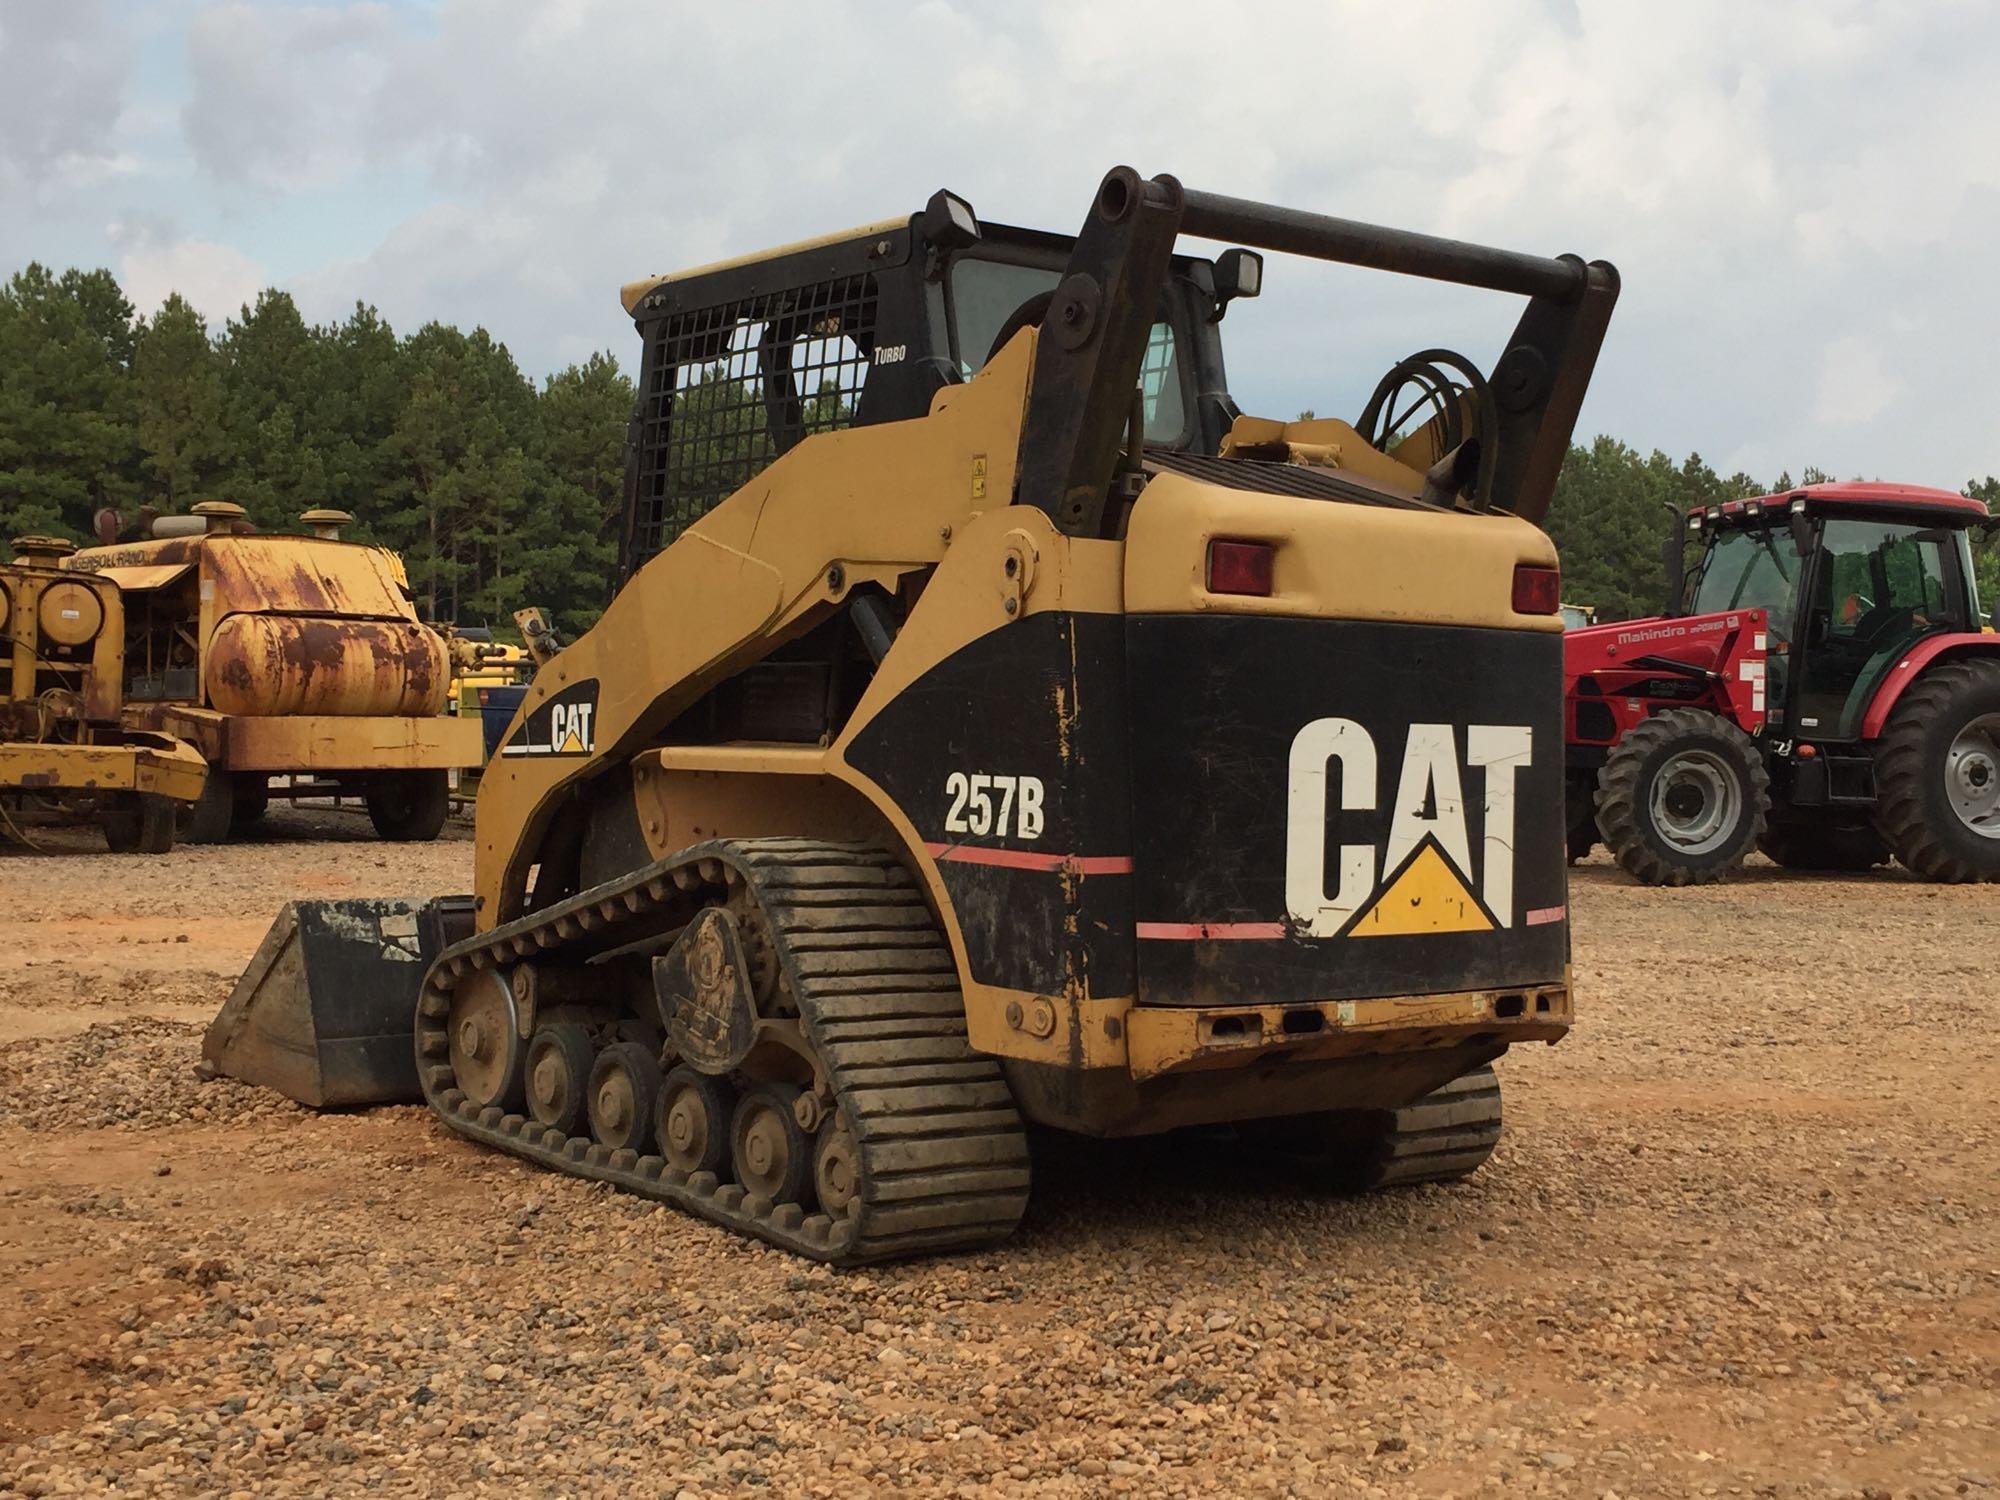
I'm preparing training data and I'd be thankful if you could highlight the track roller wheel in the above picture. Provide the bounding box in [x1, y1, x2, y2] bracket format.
[447, 969, 525, 1112]
[524, 1022, 594, 1135]
[656, 1065, 731, 1176]
[731, 1082, 812, 1207]
[813, 1117, 861, 1218]
[1595, 707, 1768, 885]
[587, 1042, 661, 1152]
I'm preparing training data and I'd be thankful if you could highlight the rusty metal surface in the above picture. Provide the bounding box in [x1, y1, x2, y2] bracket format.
[0, 736, 205, 801]
[206, 614, 447, 718]
[222, 712, 482, 772]
[200, 536, 411, 620]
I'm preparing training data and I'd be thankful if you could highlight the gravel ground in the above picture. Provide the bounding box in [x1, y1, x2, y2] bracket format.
[1, 830, 1995, 1498]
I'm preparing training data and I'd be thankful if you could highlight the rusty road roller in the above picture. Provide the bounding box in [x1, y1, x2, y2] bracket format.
[208, 167, 1617, 1263]
[68, 503, 481, 842]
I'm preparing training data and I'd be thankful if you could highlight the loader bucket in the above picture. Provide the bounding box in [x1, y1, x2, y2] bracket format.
[202, 896, 475, 1107]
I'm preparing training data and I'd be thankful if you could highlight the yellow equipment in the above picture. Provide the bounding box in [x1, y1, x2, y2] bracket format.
[210, 168, 1618, 1263]
[68, 503, 481, 841]
[1, 536, 205, 851]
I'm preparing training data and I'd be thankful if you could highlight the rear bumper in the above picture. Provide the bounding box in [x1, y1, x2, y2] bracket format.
[1124, 981, 1569, 1081]
[129, 706, 482, 773]
[0, 736, 206, 802]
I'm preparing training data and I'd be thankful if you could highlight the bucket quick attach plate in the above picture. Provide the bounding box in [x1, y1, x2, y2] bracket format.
[202, 896, 474, 1107]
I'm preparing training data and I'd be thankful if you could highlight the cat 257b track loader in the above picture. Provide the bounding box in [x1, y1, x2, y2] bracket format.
[206, 167, 1618, 1264]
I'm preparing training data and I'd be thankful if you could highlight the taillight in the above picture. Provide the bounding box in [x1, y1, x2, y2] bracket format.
[478, 689, 490, 706]
[1512, 563, 1561, 615]
[1206, 539, 1275, 597]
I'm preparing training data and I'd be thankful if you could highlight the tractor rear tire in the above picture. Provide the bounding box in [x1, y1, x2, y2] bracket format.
[1871, 657, 2000, 882]
[1757, 821, 1888, 871]
[100, 793, 177, 854]
[1595, 708, 1768, 886]
[177, 773, 236, 845]
[365, 770, 450, 842]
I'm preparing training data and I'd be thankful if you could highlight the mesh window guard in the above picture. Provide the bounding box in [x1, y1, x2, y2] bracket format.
[631, 274, 879, 567]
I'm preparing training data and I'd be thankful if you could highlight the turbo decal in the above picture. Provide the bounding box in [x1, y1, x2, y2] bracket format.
[499, 680, 599, 758]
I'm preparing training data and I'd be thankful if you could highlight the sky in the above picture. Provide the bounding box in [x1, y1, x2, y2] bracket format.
[3, 0, 1997, 489]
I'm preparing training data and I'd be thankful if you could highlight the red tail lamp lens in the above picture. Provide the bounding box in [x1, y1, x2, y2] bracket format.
[1207, 539, 1275, 597]
[1512, 564, 1561, 615]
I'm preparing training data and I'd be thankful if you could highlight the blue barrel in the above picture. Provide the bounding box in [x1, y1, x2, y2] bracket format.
[477, 685, 528, 760]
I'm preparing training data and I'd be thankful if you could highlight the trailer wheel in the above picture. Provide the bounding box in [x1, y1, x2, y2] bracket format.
[1757, 821, 1888, 871]
[365, 770, 450, 842]
[1872, 657, 2000, 882]
[177, 772, 235, 844]
[1595, 708, 1768, 886]
[231, 774, 270, 829]
[100, 793, 177, 854]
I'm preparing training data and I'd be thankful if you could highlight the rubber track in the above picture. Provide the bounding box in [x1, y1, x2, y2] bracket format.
[1358, 1066, 1503, 1188]
[412, 838, 1030, 1265]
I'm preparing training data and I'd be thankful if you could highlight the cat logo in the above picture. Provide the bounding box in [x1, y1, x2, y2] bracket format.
[1284, 718, 1534, 938]
[499, 681, 599, 759]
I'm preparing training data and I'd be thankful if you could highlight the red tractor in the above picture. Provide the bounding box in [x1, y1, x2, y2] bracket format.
[1565, 482, 2000, 884]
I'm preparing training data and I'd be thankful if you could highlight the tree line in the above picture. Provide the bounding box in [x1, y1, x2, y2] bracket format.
[2, 261, 1995, 635]
[1542, 440, 2000, 620]
[0, 264, 631, 638]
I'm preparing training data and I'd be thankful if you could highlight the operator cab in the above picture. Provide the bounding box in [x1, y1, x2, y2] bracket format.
[1679, 482, 1990, 740]
[616, 191, 1254, 580]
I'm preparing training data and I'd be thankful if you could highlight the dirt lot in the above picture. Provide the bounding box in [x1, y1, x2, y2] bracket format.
[1, 817, 1995, 1498]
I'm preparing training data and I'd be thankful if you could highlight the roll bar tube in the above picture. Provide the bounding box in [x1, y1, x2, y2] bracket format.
[1016, 168, 1620, 536]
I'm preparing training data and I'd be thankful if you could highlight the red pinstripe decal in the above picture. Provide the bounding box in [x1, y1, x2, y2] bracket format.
[1136, 920, 1289, 941]
[923, 843, 1134, 875]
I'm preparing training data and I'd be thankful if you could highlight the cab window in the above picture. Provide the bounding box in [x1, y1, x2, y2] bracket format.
[946, 256, 1188, 442]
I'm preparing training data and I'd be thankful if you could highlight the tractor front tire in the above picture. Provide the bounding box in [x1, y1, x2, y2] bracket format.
[365, 770, 450, 842]
[1757, 821, 1889, 872]
[1871, 658, 2000, 882]
[1595, 708, 1769, 886]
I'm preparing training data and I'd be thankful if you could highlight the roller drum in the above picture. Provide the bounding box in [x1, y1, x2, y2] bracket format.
[205, 614, 448, 717]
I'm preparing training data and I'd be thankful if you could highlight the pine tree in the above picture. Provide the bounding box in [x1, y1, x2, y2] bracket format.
[216, 289, 319, 527]
[0, 264, 142, 540]
[132, 293, 224, 509]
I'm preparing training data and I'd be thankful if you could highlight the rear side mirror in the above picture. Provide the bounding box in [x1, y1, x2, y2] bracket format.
[1660, 524, 1685, 615]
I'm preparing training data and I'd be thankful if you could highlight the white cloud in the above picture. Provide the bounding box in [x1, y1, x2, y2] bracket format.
[117, 233, 268, 327]
[10, 0, 2000, 488]
[1813, 336, 1901, 426]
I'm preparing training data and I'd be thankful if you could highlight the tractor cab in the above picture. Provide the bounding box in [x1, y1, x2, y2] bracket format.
[1676, 483, 1989, 742]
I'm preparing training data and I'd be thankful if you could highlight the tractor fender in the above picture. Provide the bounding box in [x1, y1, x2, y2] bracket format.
[1859, 632, 2000, 740]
